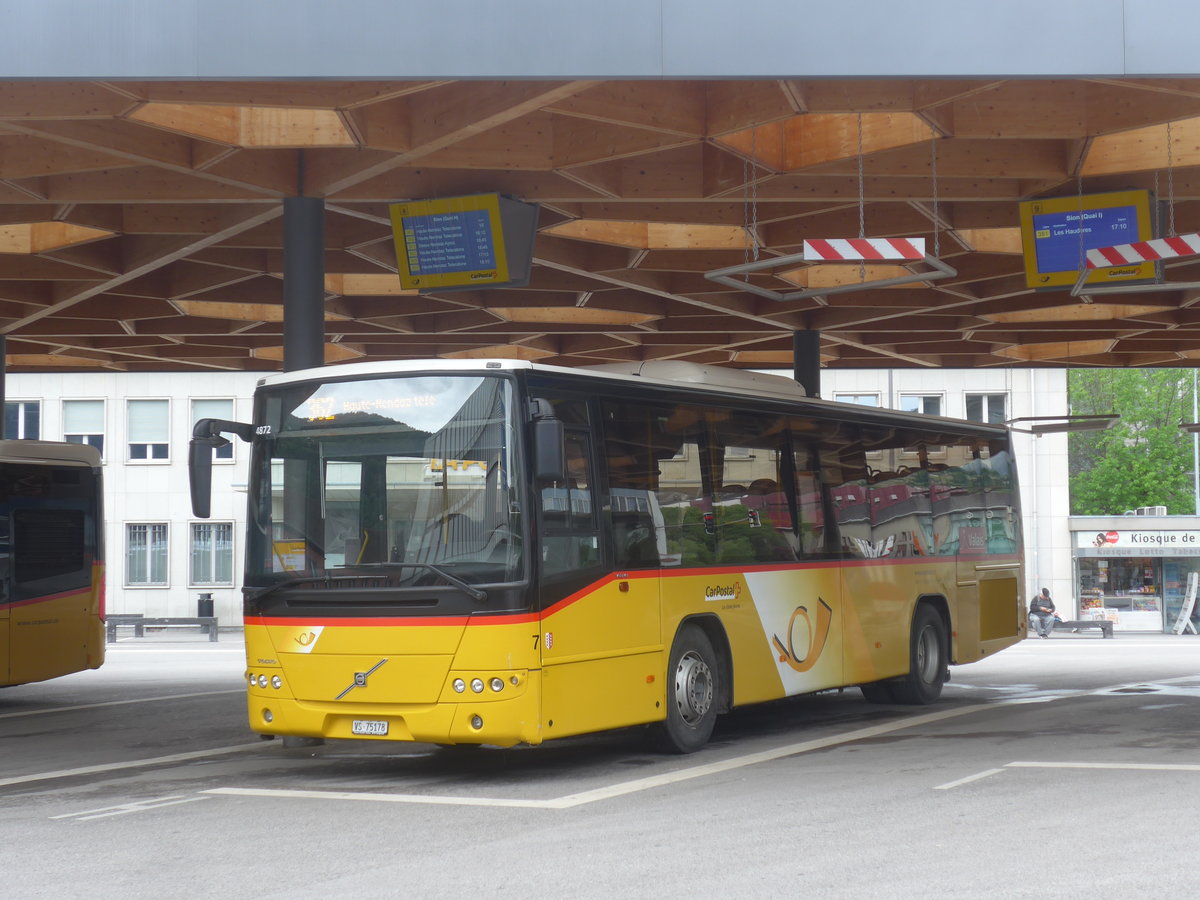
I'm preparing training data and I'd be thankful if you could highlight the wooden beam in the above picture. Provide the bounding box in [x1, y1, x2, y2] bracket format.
[1, 204, 282, 331]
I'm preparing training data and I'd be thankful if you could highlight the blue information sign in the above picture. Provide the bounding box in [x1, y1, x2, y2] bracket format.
[403, 209, 497, 275]
[1018, 190, 1154, 288]
[1031, 205, 1139, 274]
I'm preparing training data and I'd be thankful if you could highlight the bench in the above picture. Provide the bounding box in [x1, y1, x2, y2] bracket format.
[1053, 619, 1114, 638]
[106, 614, 219, 643]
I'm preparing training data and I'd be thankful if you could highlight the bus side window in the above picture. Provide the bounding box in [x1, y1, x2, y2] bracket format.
[540, 432, 599, 576]
[708, 411, 798, 565]
[791, 440, 827, 557]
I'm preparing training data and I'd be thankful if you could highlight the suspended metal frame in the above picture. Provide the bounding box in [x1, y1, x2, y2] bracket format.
[707, 118, 956, 302]
[704, 243, 957, 303]
[1070, 232, 1200, 300]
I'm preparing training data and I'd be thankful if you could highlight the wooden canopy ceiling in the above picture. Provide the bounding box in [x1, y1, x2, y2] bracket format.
[5, 77, 1200, 373]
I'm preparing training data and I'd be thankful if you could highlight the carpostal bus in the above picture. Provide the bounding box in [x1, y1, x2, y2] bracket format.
[190, 359, 1025, 753]
[0, 440, 105, 686]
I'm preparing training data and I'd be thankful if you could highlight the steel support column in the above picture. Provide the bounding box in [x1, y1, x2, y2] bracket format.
[282, 197, 326, 373]
[792, 330, 820, 398]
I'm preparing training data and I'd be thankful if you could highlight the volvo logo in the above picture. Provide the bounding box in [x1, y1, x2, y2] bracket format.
[335, 658, 388, 700]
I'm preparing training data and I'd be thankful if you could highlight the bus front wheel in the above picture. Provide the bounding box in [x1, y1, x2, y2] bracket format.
[890, 604, 948, 705]
[655, 624, 719, 753]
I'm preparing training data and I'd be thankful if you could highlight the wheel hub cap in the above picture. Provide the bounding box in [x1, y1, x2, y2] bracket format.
[674, 650, 713, 726]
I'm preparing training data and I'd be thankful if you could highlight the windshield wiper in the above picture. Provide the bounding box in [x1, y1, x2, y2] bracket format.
[389, 563, 487, 602]
[246, 566, 487, 603]
[245, 573, 382, 603]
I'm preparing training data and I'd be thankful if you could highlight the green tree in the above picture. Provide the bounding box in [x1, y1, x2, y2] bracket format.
[1068, 368, 1198, 514]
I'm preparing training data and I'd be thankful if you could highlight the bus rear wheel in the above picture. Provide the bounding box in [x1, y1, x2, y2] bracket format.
[654, 624, 719, 754]
[890, 604, 948, 705]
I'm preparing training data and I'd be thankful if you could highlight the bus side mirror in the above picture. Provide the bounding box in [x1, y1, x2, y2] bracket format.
[189, 436, 221, 518]
[527, 398, 566, 483]
[533, 418, 565, 482]
[189, 418, 255, 518]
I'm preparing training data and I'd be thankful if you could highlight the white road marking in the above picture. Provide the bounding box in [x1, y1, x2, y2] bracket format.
[202, 674, 1200, 810]
[205, 702, 1000, 810]
[52, 795, 211, 821]
[0, 743, 264, 788]
[207, 787, 557, 809]
[1007, 761, 1200, 773]
[934, 768, 1007, 790]
[0, 690, 243, 720]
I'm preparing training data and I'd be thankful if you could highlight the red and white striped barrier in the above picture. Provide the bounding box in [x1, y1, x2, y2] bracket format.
[803, 237, 926, 261]
[1087, 232, 1200, 268]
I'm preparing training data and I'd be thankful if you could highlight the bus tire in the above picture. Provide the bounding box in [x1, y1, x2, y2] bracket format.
[655, 624, 719, 754]
[890, 604, 947, 705]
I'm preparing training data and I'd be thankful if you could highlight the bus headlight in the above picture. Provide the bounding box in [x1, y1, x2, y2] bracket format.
[471, 678, 485, 693]
[489, 677, 504, 693]
[271, 675, 282, 689]
[453, 678, 466, 693]
[257, 674, 268, 688]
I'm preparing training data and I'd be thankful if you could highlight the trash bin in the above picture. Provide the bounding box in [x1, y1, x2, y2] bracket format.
[197, 592, 214, 617]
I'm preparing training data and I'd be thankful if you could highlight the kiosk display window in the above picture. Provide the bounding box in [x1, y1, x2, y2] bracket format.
[1077, 556, 1162, 630]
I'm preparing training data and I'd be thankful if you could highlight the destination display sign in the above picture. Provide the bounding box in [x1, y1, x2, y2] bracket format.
[390, 194, 511, 290]
[1018, 190, 1154, 289]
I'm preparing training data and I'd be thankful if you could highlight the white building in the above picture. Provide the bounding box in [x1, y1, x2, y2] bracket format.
[5, 371, 261, 627]
[5, 366, 1071, 626]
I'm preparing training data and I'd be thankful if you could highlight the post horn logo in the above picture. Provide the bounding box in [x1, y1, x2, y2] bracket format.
[772, 598, 833, 673]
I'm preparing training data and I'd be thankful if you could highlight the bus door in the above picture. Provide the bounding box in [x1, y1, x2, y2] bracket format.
[968, 438, 1023, 649]
[538, 428, 662, 739]
[945, 444, 985, 651]
[6, 503, 92, 683]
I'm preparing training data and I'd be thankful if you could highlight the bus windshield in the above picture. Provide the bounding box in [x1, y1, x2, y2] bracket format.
[245, 374, 522, 591]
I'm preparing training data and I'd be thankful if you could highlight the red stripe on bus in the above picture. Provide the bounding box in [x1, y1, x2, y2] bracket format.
[0, 585, 92, 610]
[243, 552, 1019, 629]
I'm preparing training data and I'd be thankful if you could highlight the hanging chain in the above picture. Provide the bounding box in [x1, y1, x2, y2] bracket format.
[857, 113, 866, 281]
[742, 128, 760, 275]
[1154, 168, 1162, 237]
[1076, 167, 1087, 278]
[1167, 118, 1177, 237]
[856, 113, 866, 239]
[930, 132, 940, 258]
[750, 126, 760, 260]
[742, 144, 750, 273]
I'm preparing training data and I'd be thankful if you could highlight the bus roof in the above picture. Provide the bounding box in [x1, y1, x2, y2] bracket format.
[255, 358, 1008, 436]
[257, 358, 807, 399]
[0, 439, 102, 467]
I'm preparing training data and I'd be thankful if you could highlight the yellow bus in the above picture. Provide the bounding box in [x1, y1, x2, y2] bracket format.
[191, 360, 1025, 753]
[1, 440, 105, 686]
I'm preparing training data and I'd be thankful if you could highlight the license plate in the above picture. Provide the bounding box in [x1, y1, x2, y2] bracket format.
[351, 719, 389, 736]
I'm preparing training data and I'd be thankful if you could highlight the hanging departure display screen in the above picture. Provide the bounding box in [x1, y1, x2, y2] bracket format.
[1018, 190, 1155, 289]
[389, 193, 538, 292]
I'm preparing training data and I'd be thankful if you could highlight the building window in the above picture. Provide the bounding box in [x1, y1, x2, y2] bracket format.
[63, 399, 105, 456]
[966, 393, 1007, 424]
[192, 398, 235, 461]
[4, 400, 40, 439]
[128, 399, 169, 461]
[899, 394, 942, 416]
[834, 393, 880, 407]
[126, 523, 169, 585]
[190, 522, 234, 585]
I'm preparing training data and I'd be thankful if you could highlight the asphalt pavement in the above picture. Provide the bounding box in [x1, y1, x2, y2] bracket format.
[2, 629, 1198, 899]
